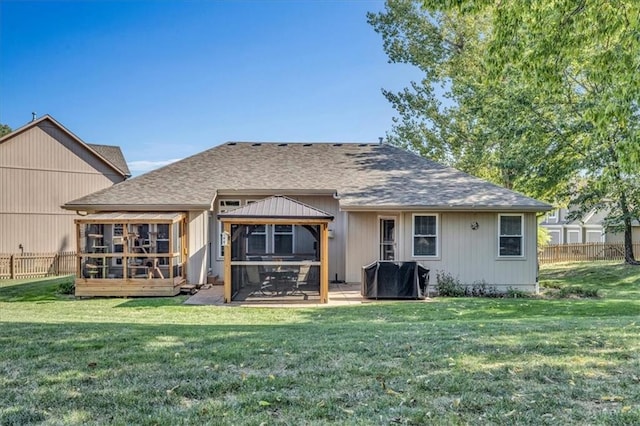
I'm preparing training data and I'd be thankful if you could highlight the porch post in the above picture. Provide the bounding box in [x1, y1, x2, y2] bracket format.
[320, 222, 329, 303]
[223, 221, 232, 303]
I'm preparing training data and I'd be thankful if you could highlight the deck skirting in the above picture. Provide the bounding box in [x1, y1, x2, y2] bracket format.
[75, 277, 184, 297]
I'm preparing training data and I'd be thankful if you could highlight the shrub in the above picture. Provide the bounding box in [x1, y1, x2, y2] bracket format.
[506, 287, 530, 298]
[557, 286, 599, 298]
[466, 280, 501, 298]
[435, 271, 465, 297]
[57, 278, 75, 295]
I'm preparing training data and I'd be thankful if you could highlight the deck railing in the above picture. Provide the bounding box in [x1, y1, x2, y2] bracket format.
[0, 251, 76, 279]
[538, 243, 640, 264]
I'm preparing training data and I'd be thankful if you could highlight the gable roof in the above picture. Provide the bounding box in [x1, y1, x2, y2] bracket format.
[218, 195, 334, 220]
[65, 142, 551, 212]
[0, 114, 130, 178]
[86, 143, 131, 177]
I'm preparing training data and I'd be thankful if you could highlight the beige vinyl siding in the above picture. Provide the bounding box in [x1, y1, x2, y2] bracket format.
[0, 121, 124, 253]
[344, 212, 379, 283]
[605, 227, 640, 244]
[295, 196, 345, 282]
[402, 211, 538, 291]
[187, 210, 208, 285]
[209, 195, 345, 281]
[345, 211, 539, 291]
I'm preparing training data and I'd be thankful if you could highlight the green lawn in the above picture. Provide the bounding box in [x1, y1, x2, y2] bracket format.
[1, 263, 639, 425]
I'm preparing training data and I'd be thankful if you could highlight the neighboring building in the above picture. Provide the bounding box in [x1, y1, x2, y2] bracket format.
[541, 208, 640, 245]
[65, 142, 551, 300]
[0, 115, 130, 253]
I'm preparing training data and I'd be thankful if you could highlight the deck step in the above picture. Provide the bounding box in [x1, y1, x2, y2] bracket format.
[180, 284, 198, 294]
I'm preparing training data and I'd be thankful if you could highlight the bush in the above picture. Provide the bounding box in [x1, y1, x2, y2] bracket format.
[435, 271, 466, 297]
[557, 286, 599, 298]
[506, 287, 530, 298]
[465, 280, 501, 298]
[57, 278, 75, 295]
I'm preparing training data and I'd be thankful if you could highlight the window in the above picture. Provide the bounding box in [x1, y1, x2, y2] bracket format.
[247, 225, 267, 253]
[547, 209, 558, 222]
[499, 214, 523, 257]
[218, 200, 241, 258]
[413, 214, 438, 257]
[273, 225, 294, 254]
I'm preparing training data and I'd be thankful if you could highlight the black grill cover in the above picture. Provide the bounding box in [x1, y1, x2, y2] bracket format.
[361, 261, 429, 299]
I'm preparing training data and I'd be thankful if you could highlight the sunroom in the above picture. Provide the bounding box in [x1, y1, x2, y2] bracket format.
[74, 212, 187, 296]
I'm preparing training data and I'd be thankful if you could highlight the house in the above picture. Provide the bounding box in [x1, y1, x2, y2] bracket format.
[541, 208, 640, 245]
[64, 142, 551, 301]
[0, 115, 130, 254]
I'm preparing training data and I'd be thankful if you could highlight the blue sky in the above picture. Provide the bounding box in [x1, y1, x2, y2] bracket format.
[0, 1, 421, 175]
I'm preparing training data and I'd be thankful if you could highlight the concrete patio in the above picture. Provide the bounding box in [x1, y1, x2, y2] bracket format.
[184, 282, 433, 307]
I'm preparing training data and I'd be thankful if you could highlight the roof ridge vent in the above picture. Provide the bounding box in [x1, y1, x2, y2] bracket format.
[227, 142, 236, 146]
[303, 143, 312, 147]
[278, 143, 288, 147]
[333, 143, 343, 147]
[252, 143, 262, 147]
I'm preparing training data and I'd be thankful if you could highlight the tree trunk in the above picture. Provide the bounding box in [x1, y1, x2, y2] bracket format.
[620, 192, 639, 265]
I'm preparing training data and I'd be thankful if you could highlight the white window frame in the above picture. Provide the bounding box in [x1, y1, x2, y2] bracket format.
[244, 200, 267, 254]
[272, 224, 295, 254]
[547, 209, 558, 222]
[547, 229, 562, 245]
[566, 229, 581, 244]
[585, 229, 604, 243]
[498, 214, 524, 258]
[412, 213, 439, 258]
[218, 199, 241, 259]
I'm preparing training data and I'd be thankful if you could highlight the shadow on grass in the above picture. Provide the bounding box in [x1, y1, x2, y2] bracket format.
[1, 319, 638, 425]
[114, 297, 188, 308]
[0, 276, 74, 302]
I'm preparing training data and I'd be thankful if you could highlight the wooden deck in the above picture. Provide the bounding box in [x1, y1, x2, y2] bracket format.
[75, 276, 184, 297]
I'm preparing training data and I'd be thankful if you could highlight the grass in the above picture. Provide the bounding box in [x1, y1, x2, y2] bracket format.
[1, 263, 639, 425]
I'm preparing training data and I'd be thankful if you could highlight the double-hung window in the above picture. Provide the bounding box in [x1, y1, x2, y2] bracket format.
[273, 225, 294, 254]
[413, 214, 438, 257]
[499, 214, 524, 257]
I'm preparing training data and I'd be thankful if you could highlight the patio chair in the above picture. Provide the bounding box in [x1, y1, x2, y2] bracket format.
[245, 264, 274, 296]
[290, 263, 313, 298]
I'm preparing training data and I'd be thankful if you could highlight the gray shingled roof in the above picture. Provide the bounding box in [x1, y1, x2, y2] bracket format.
[88, 143, 131, 177]
[65, 142, 551, 211]
[218, 195, 333, 220]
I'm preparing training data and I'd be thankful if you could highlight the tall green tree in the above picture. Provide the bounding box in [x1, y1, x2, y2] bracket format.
[369, 0, 640, 264]
[0, 124, 11, 137]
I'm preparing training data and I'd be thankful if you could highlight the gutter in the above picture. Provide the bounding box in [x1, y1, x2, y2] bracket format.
[339, 204, 553, 213]
[62, 203, 212, 212]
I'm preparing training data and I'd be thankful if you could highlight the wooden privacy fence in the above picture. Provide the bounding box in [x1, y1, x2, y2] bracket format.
[539, 243, 640, 264]
[0, 251, 76, 279]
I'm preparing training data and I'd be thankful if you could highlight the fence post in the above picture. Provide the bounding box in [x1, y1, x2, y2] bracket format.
[54, 254, 59, 276]
[10, 255, 15, 279]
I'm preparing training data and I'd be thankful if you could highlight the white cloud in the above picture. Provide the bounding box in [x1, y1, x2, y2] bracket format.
[128, 159, 181, 175]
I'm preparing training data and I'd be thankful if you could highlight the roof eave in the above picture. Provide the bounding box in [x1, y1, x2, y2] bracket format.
[339, 204, 553, 213]
[63, 203, 212, 212]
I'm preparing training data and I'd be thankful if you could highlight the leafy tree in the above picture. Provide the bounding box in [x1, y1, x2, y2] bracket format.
[0, 124, 11, 137]
[369, 0, 640, 264]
